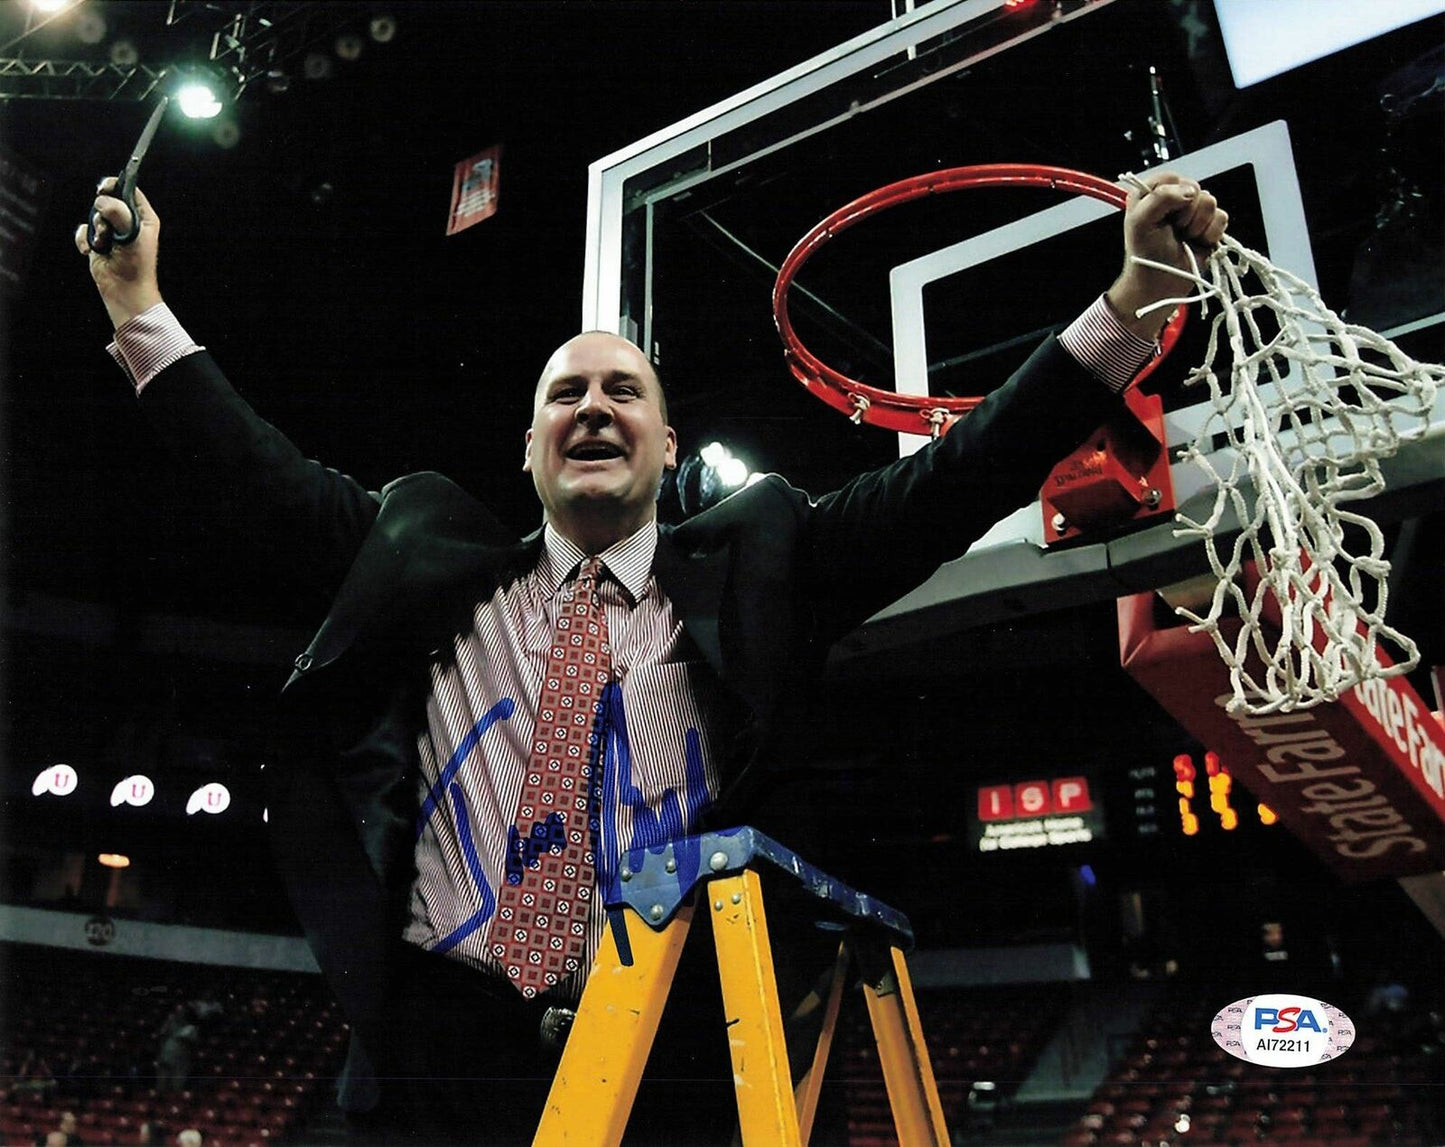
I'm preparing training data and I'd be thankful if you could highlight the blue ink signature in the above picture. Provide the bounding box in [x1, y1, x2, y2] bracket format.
[504, 812, 568, 885]
[595, 681, 711, 904]
[433, 781, 497, 953]
[415, 698, 513, 953]
[417, 687, 710, 955]
[415, 697, 515, 840]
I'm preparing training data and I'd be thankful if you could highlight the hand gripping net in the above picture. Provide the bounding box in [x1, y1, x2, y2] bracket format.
[1128, 216, 1443, 715]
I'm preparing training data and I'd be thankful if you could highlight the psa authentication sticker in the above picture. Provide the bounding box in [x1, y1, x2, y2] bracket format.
[1212, 994, 1355, 1067]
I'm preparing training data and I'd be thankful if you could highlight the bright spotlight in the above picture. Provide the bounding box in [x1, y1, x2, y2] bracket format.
[716, 456, 748, 488]
[98, 853, 131, 869]
[30, 0, 78, 13]
[176, 82, 223, 119]
[675, 440, 758, 514]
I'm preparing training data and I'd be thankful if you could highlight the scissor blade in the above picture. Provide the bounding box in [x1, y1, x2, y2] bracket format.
[126, 96, 170, 170]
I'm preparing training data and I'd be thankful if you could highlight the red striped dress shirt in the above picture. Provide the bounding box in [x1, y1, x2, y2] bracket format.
[402, 522, 720, 999]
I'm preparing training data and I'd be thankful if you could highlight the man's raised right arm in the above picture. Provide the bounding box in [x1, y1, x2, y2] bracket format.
[77, 182, 381, 592]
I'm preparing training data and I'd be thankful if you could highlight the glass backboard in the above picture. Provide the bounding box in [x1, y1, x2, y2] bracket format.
[584, 0, 1445, 659]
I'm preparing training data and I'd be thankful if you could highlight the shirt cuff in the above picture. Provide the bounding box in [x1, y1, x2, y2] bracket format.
[106, 302, 203, 393]
[1057, 294, 1158, 393]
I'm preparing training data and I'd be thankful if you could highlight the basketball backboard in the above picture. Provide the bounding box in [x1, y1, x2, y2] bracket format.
[584, 0, 1445, 661]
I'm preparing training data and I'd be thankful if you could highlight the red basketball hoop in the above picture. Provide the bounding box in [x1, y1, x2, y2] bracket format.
[771, 163, 1187, 436]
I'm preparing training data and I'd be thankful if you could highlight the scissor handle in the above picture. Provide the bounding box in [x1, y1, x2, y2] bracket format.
[87, 171, 140, 256]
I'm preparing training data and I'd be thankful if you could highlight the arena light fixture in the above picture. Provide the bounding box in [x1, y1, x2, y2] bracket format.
[303, 52, 334, 81]
[335, 32, 364, 61]
[109, 39, 139, 67]
[29, 0, 78, 12]
[369, 13, 397, 43]
[175, 79, 223, 119]
[700, 441, 752, 488]
[162, 62, 239, 121]
[716, 456, 748, 489]
[98, 853, 131, 869]
[675, 441, 759, 515]
[75, 7, 106, 44]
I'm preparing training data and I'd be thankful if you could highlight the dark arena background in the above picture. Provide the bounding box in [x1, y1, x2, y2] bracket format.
[2, 2, 1444, 1145]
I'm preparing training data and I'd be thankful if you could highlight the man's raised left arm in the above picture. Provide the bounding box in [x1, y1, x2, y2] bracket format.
[799, 173, 1227, 640]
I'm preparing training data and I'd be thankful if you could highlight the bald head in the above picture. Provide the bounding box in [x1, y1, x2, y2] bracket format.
[534, 332, 666, 421]
[524, 330, 677, 554]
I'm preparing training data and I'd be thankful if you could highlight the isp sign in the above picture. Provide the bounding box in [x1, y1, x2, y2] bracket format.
[1211, 993, 1355, 1067]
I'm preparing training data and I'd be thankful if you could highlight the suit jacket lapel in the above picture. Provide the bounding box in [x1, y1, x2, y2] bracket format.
[651, 526, 731, 683]
[287, 538, 407, 687]
[286, 476, 533, 690]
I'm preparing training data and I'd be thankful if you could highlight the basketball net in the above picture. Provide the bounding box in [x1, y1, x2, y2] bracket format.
[1122, 179, 1443, 715]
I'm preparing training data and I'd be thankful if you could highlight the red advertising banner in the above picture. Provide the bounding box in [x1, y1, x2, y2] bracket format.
[1119, 586, 1445, 882]
[446, 145, 501, 236]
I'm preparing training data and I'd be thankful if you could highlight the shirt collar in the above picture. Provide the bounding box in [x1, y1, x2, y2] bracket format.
[540, 519, 658, 604]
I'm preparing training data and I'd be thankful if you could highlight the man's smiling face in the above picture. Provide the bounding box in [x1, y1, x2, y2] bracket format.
[525, 332, 677, 553]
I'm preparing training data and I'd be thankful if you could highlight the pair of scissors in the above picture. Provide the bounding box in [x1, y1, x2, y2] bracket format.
[87, 95, 169, 255]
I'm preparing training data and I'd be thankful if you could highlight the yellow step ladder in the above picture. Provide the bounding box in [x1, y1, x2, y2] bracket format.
[533, 827, 950, 1146]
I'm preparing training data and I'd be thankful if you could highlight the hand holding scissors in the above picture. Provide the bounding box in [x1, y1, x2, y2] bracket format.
[87, 96, 168, 255]
[75, 99, 168, 329]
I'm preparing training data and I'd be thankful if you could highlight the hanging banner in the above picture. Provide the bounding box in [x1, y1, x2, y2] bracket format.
[1119, 577, 1445, 882]
[446, 145, 501, 235]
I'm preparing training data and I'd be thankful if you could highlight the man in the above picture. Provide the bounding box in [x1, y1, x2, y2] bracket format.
[154, 1003, 198, 1095]
[78, 175, 1225, 1141]
[56, 1112, 85, 1147]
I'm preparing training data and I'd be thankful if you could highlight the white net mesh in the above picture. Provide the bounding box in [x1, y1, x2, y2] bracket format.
[1128, 231, 1443, 715]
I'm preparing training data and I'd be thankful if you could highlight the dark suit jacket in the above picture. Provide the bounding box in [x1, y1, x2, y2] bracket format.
[135, 333, 1121, 1067]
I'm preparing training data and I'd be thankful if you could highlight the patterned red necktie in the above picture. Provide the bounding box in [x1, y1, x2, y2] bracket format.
[495, 557, 610, 998]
